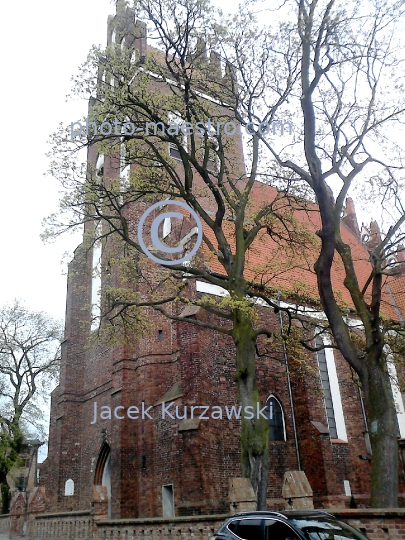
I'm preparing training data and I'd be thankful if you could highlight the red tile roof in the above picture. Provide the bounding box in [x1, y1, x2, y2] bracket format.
[190, 181, 404, 322]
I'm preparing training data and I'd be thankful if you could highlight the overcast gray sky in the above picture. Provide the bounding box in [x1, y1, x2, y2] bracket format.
[1, 0, 116, 321]
[0, 0, 121, 460]
[1, 0, 240, 322]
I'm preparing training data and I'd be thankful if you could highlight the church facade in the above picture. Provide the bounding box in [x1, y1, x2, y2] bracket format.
[38, 1, 405, 520]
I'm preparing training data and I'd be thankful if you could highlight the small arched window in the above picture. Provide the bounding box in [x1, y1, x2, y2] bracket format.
[64, 479, 74, 496]
[265, 395, 286, 441]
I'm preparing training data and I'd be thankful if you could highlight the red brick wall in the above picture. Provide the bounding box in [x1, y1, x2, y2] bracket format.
[42, 248, 405, 516]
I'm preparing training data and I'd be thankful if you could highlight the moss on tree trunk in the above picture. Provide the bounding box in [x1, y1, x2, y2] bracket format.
[233, 312, 269, 510]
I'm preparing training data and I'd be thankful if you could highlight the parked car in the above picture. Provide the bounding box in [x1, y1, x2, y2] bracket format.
[209, 510, 370, 540]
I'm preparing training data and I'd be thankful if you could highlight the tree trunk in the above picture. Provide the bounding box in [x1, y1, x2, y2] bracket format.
[311, 182, 399, 506]
[233, 314, 269, 510]
[362, 363, 399, 507]
[0, 425, 24, 487]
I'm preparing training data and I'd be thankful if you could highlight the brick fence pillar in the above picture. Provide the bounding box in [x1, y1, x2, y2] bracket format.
[9, 492, 27, 538]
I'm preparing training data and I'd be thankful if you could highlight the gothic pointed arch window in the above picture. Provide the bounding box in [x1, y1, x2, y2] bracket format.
[94, 442, 110, 484]
[94, 442, 111, 518]
[265, 395, 286, 441]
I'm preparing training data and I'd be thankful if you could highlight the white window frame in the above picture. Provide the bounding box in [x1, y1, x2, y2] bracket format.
[316, 334, 348, 441]
[168, 111, 187, 159]
[91, 223, 102, 331]
[64, 479, 74, 496]
[120, 139, 130, 191]
[96, 154, 104, 183]
[385, 345, 405, 438]
[163, 216, 171, 239]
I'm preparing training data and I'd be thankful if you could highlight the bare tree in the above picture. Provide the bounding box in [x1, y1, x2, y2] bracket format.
[0, 300, 62, 485]
[221, 0, 405, 506]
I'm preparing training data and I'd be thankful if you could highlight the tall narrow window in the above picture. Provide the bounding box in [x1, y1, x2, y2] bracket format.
[163, 216, 171, 238]
[96, 154, 104, 181]
[315, 337, 338, 439]
[162, 485, 174, 517]
[168, 112, 187, 159]
[315, 335, 347, 441]
[265, 395, 286, 441]
[91, 224, 102, 331]
[92, 156, 104, 330]
[120, 139, 130, 192]
[385, 345, 405, 437]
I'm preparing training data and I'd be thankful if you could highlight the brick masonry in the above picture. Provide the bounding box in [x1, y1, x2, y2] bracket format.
[330, 510, 405, 540]
[38, 247, 405, 517]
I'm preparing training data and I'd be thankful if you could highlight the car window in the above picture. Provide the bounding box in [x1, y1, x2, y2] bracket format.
[228, 520, 240, 534]
[264, 519, 300, 540]
[232, 518, 263, 540]
[290, 518, 369, 540]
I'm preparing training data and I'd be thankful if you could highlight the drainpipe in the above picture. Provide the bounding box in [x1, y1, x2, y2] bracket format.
[358, 387, 372, 455]
[277, 298, 301, 470]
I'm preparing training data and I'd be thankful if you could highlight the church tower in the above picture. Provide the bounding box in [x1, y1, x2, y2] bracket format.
[41, 0, 249, 519]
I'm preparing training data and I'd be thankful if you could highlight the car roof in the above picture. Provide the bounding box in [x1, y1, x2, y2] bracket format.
[281, 510, 335, 518]
[229, 510, 335, 519]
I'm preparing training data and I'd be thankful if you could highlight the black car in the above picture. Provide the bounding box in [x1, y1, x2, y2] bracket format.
[210, 510, 370, 540]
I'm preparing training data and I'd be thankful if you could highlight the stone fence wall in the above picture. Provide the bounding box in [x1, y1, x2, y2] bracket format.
[330, 509, 405, 540]
[95, 514, 228, 540]
[0, 515, 10, 535]
[32, 511, 93, 540]
[32, 512, 227, 540]
[0, 508, 403, 540]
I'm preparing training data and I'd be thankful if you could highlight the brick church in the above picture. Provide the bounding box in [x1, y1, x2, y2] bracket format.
[38, 0, 405, 520]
